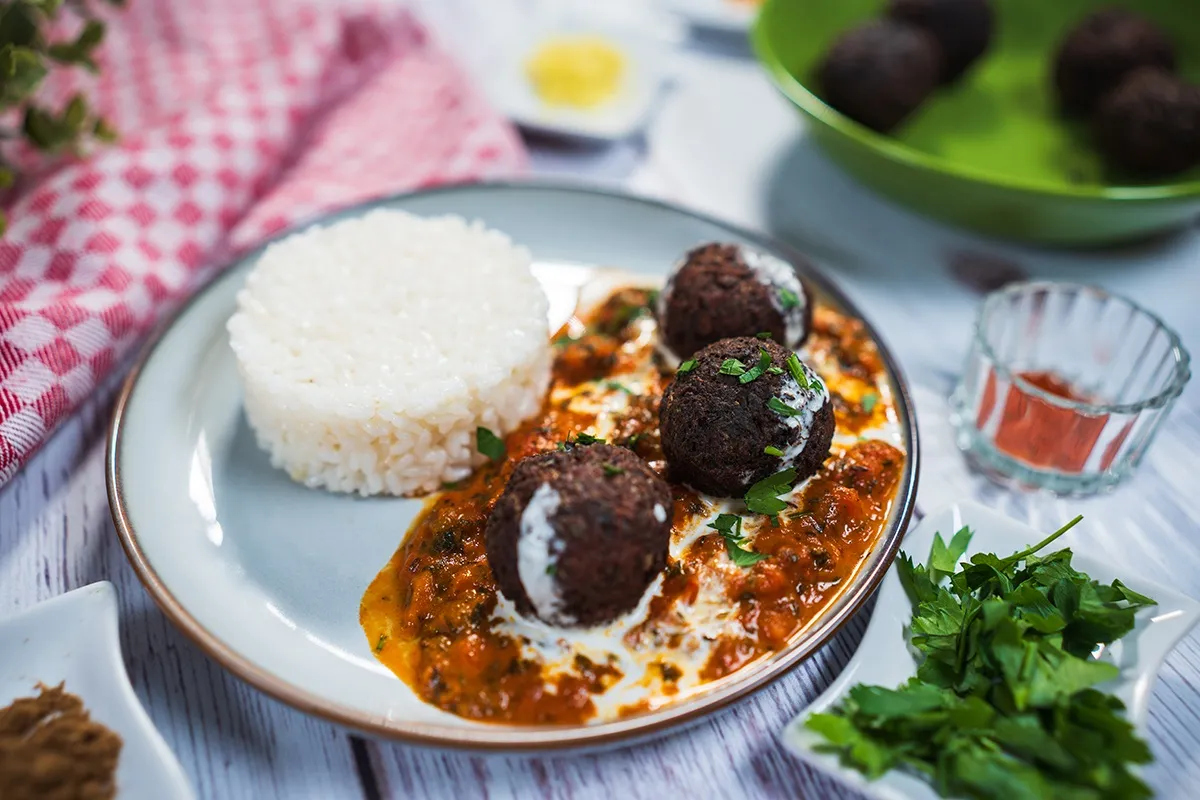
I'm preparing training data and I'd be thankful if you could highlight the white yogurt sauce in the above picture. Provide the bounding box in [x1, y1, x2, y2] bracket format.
[739, 246, 809, 349]
[775, 359, 832, 471]
[516, 483, 572, 625]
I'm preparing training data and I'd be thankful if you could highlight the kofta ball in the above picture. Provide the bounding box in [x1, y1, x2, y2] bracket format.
[1054, 7, 1176, 116]
[886, 0, 993, 84]
[656, 242, 813, 362]
[485, 444, 672, 627]
[659, 337, 835, 498]
[1095, 68, 1200, 176]
[816, 20, 942, 133]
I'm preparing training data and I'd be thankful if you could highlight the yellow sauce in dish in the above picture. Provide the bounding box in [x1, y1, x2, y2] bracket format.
[525, 36, 625, 109]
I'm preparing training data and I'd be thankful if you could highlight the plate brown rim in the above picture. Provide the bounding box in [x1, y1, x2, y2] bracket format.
[105, 180, 920, 751]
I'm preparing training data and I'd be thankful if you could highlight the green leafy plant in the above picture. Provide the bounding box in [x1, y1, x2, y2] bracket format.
[0, 0, 122, 233]
[807, 517, 1158, 799]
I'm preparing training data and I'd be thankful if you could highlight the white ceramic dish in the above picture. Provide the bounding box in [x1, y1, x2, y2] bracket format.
[479, 25, 666, 141]
[783, 500, 1200, 800]
[0, 582, 194, 799]
[661, 0, 759, 33]
[107, 183, 918, 750]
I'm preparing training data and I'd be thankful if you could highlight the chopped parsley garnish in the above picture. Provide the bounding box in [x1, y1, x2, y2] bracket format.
[545, 564, 557, 576]
[719, 358, 747, 377]
[767, 366, 784, 375]
[552, 333, 578, 349]
[756, 331, 773, 339]
[786, 352, 810, 389]
[807, 515, 1158, 800]
[764, 445, 785, 457]
[767, 396, 802, 417]
[744, 467, 797, 517]
[738, 349, 773, 384]
[558, 432, 606, 451]
[778, 288, 801, 310]
[677, 359, 697, 374]
[861, 391, 878, 414]
[476, 427, 506, 461]
[602, 462, 625, 477]
[605, 380, 634, 395]
[374, 634, 387, 653]
[707, 513, 769, 567]
[440, 480, 463, 491]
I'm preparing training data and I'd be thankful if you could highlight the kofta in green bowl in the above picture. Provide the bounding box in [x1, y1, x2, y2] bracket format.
[752, 0, 1200, 246]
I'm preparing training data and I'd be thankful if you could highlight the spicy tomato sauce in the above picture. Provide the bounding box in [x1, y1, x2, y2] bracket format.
[360, 286, 905, 725]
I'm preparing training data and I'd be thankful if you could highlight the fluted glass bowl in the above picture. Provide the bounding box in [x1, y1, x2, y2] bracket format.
[949, 282, 1191, 495]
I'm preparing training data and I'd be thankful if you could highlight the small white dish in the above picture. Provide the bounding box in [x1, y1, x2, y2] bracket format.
[661, 0, 760, 33]
[0, 582, 194, 800]
[479, 25, 666, 142]
[782, 500, 1200, 800]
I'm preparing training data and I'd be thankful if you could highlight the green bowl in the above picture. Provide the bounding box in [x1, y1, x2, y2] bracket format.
[752, 0, 1200, 246]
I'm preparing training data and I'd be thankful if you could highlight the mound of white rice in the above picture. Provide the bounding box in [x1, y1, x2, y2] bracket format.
[226, 209, 551, 496]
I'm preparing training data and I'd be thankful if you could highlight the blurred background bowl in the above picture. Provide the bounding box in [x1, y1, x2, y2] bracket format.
[752, 0, 1200, 246]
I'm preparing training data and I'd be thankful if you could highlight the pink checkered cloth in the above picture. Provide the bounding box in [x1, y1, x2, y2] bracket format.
[0, 0, 526, 486]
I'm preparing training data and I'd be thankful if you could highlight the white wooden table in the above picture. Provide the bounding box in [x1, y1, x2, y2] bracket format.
[3, 4, 1200, 798]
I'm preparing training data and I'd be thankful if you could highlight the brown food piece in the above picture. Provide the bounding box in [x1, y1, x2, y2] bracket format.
[658, 243, 812, 361]
[485, 444, 672, 627]
[1054, 7, 1176, 116]
[1094, 68, 1200, 176]
[659, 337, 835, 497]
[0, 683, 122, 800]
[816, 20, 942, 133]
[887, 0, 993, 84]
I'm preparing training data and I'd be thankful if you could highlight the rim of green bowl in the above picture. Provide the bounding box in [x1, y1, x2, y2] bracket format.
[750, 5, 1200, 203]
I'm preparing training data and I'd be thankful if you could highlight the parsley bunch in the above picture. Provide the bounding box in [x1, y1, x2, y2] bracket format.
[807, 516, 1158, 800]
[0, 0, 122, 233]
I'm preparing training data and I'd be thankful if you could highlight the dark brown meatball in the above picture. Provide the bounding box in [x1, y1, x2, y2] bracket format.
[886, 0, 993, 84]
[657, 243, 812, 361]
[659, 337, 835, 498]
[485, 444, 672, 627]
[1095, 68, 1200, 176]
[1054, 8, 1176, 116]
[816, 20, 942, 133]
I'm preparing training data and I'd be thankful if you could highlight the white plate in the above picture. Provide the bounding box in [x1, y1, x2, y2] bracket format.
[782, 500, 1200, 800]
[0, 582, 194, 799]
[479, 25, 666, 142]
[661, 0, 760, 33]
[107, 183, 918, 750]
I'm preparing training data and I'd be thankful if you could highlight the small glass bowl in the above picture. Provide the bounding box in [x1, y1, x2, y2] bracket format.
[949, 281, 1191, 495]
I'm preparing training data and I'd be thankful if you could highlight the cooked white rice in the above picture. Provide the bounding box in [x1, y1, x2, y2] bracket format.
[226, 209, 551, 496]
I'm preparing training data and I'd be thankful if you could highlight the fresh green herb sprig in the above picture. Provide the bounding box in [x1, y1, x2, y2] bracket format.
[0, 0, 123, 235]
[744, 467, 796, 517]
[677, 359, 697, 374]
[738, 349, 772, 384]
[707, 513, 769, 567]
[767, 396, 802, 417]
[476, 427, 505, 461]
[719, 358, 747, 377]
[558, 432, 606, 451]
[807, 516, 1158, 800]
